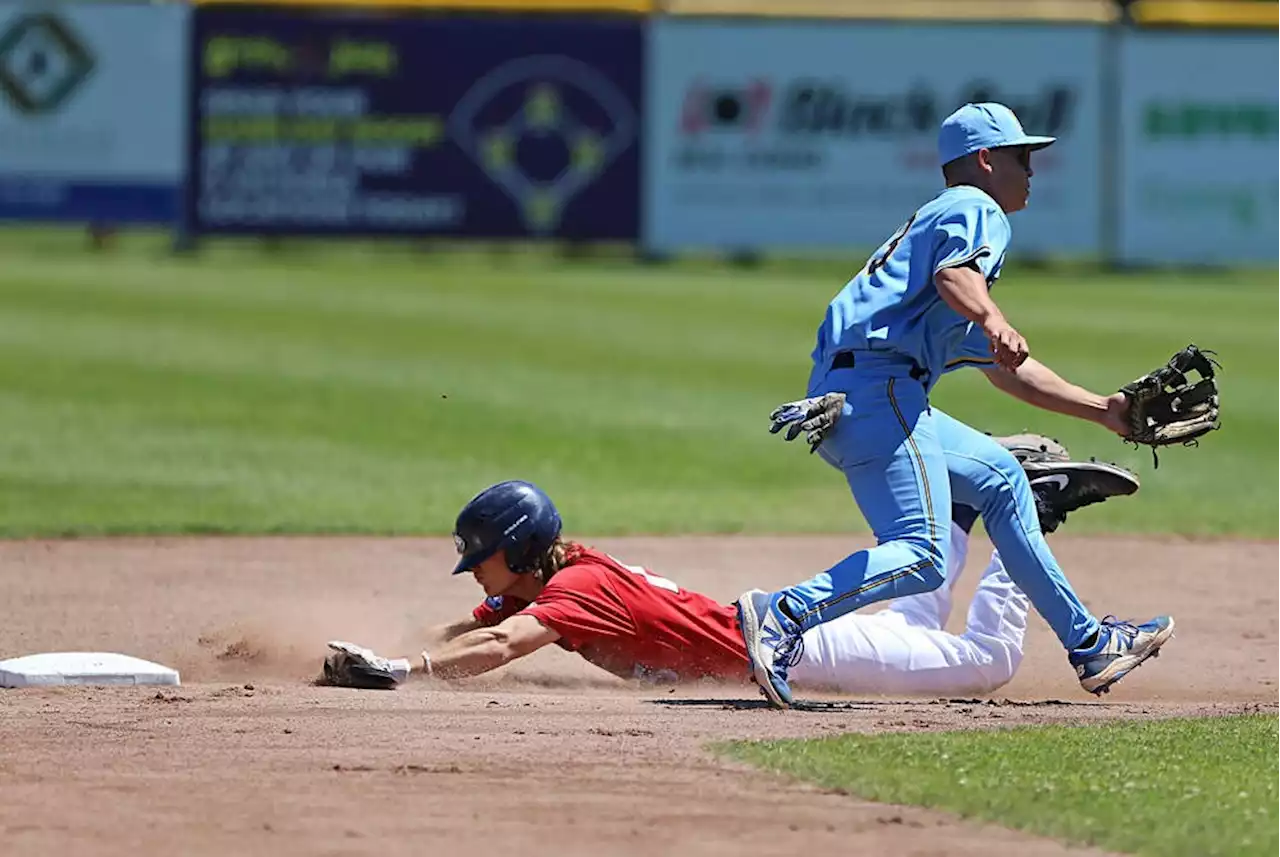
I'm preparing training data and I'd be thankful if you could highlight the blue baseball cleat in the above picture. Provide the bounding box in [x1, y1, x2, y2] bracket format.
[1070, 615, 1175, 695]
[736, 589, 804, 708]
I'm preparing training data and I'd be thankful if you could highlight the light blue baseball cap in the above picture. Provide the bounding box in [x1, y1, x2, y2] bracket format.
[937, 102, 1056, 167]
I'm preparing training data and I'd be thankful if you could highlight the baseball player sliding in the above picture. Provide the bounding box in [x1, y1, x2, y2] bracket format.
[322, 436, 1141, 697]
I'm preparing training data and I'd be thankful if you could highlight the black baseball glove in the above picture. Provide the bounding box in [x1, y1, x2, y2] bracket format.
[1118, 345, 1220, 467]
[320, 641, 410, 690]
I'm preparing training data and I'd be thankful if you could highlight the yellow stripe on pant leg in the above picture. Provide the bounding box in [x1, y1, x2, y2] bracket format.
[888, 377, 938, 545]
[796, 559, 933, 624]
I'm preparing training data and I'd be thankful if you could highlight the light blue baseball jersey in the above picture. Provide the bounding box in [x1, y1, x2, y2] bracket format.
[812, 185, 1010, 382]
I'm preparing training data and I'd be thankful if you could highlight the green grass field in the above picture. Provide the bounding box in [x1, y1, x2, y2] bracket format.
[719, 714, 1280, 857]
[2, 229, 1275, 856]
[0, 229, 1274, 537]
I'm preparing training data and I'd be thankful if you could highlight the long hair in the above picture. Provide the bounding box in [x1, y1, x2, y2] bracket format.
[531, 537, 585, 584]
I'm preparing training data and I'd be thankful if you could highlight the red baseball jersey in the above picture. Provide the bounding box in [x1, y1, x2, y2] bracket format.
[472, 546, 749, 682]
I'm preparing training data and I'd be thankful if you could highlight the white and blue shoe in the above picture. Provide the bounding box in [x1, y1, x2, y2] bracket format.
[1069, 615, 1175, 695]
[736, 589, 804, 708]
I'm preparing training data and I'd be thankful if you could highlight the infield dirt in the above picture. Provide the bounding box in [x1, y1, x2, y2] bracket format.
[1, 534, 1274, 856]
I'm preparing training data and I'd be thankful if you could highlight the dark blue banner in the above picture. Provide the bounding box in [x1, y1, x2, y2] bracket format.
[0, 180, 179, 224]
[187, 9, 642, 239]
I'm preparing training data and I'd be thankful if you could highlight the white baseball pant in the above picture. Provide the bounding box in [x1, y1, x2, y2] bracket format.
[788, 523, 1029, 696]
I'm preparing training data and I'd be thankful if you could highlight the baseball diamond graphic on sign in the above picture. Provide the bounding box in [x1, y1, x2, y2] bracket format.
[0, 13, 94, 114]
[449, 55, 637, 234]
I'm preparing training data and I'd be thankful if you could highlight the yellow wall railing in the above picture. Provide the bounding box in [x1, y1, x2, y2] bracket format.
[1132, 0, 1278, 27]
[188, 0, 1278, 27]
[660, 0, 1116, 21]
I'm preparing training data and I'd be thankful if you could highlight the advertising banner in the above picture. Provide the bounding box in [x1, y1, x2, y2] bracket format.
[0, 3, 187, 223]
[189, 10, 642, 238]
[644, 20, 1104, 256]
[194, 0, 653, 10]
[1118, 32, 1278, 265]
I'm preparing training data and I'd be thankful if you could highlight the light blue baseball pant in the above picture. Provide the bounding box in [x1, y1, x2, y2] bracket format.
[778, 352, 1099, 652]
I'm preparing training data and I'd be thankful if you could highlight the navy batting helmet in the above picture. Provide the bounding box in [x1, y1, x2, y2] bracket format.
[451, 480, 562, 575]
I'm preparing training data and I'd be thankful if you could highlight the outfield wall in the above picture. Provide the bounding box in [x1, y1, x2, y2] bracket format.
[189, 10, 643, 238]
[0, 3, 189, 223]
[0, 2, 1274, 264]
[1116, 31, 1278, 265]
[643, 20, 1105, 257]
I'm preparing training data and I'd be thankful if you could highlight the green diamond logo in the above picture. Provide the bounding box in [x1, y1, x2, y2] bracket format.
[0, 13, 95, 115]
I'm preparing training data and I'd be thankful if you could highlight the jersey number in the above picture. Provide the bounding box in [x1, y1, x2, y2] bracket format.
[866, 213, 918, 276]
[613, 558, 681, 593]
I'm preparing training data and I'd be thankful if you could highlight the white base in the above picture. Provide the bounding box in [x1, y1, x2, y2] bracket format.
[0, 652, 180, 688]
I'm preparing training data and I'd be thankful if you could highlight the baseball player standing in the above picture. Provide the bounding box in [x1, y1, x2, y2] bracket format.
[740, 102, 1175, 708]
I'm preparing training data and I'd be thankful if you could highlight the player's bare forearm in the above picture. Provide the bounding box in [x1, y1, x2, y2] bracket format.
[935, 265, 1028, 370]
[935, 264, 1004, 327]
[983, 359, 1129, 434]
[422, 617, 481, 648]
[417, 614, 559, 680]
[422, 628, 517, 679]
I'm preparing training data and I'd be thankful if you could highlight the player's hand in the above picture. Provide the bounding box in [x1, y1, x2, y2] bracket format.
[1101, 392, 1132, 437]
[985, 319, 1029, 371]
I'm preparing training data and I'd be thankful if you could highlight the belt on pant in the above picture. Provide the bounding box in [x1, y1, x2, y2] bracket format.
[830, 351, 929, 382]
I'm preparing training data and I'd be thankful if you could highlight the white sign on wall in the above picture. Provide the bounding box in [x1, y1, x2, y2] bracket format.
[644, 20, 1104, 256]
[1118, 32, 1278, 265]
[0, 3, 188, 222]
